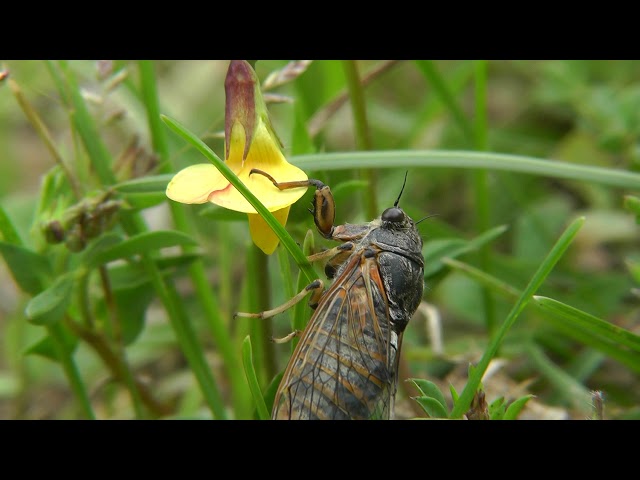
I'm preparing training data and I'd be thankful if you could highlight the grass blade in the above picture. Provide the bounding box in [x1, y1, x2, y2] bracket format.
[414, 60, 474, 144]
[290, 151, 640, 191]
[525, 342, 592, 412]
[242, 336, 270, 420]
[450, 216, 585, 418]
[534, 296, 640, 353]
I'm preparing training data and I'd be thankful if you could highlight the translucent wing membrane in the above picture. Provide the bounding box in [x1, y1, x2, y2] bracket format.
[273, 250, 400, 420]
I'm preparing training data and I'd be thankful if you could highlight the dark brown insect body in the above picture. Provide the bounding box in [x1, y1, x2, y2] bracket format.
[241, 170, 424, 420]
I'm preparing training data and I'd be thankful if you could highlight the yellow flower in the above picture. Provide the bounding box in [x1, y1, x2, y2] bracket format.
[166, 61, 308, 255]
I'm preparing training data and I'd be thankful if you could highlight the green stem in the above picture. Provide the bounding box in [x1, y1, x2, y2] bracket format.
[343, 60, 378, 219]
[292, 229, 318, 352]
[66, 317, 171, 417]
[525, 341, 592, 412]
[98, 266, 147, 419]
[473, 60, 495, 336]
[138, 60, 250, 418]
[151, 260, 228, 418]
[48, 323, 96, 419]
[255, 247, 277, 383]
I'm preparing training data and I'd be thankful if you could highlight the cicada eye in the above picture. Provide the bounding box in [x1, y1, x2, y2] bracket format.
[381, 207, 405, 223]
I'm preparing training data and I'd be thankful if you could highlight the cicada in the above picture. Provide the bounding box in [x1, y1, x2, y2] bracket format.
[237, 170, 425, 420]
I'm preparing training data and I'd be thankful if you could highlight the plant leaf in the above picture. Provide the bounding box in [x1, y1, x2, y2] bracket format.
[289, 151, 640, 191]
[121, 192, 168, 211]
[534, 296, 640, 353]
[242, 336, 270, 420]
[86, 231, 198, 268]
[489, 397, 506, 420]
[408, 378, 448, 415]
[24, 326, 78, 362]
[423, 225, 508, 277]
[0, 241, 52, 295]
[504, 395, 535, 420]
[0, 205, 22, 245]
[25, 274, 74, 325]
[624, 195, 640, 223]
[413, 396, 449, 419]
[261, 372, 284, 419]
[113, 174, 174, 194]
[449, 383, 459, 404]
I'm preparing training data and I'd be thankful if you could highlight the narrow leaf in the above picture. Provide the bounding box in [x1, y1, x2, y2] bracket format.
[0, 242, 52, 295]
[489, 397, 506, 420]
[121, 192, 168, 211]
[242, 336, 270, 420]
[449, 384, 459, 404]
[87, 231, 198, 268]
[408, 378, 448, 414]
[262, 372, 284, 418]
[289, 151, 640, 191]
[113, 174, 174, 194]
[624, 195, 640, 223]
[25, 274, 75, 326]
[423, 225, 508, 277]
[24, 326, 78, 362]
[0, 206, 22, 245]
[504, 395, 535, 420]
[525, 342, 592, 412]
[414, 396, 449, 419]
[534, 296, 640, 353]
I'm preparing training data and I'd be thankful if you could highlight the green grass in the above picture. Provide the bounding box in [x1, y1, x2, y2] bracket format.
[1, 60, 640, 419]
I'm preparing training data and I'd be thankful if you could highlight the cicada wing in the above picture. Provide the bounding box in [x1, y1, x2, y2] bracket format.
[272, 251, 401, 420]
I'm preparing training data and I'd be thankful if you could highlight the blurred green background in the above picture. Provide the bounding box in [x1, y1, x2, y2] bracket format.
[1, 60, 639, 419]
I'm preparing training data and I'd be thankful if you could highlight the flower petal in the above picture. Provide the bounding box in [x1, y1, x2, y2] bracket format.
[208, 122, 308, 214]
[166, 164, 229, 204]
[247, 207, 290, 255]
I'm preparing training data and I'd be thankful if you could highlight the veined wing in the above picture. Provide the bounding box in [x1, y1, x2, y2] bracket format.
[272, 247, 401, 420]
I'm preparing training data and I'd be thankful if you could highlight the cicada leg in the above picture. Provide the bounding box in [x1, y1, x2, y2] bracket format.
[307, 242, 354, 279]
[234, 279, 325, 319]
[271, 329, 302, 344]
[250, 168, 335, 239]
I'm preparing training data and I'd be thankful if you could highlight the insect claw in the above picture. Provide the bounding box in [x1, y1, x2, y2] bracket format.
[271, 330, 301, 344]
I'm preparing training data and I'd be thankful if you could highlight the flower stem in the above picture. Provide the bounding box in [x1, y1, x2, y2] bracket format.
[247, 245, 278, 385]
[98, 266, 147, 419]
[66, 317, 172, 417]
[48, 323, 96, 419]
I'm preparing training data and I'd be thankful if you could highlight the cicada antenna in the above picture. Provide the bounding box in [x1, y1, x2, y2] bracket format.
[394, 171, 409, 207]
[416, 213, 439, 225]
